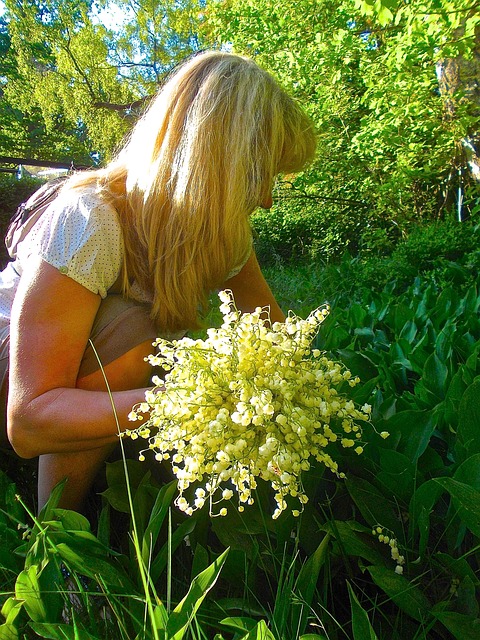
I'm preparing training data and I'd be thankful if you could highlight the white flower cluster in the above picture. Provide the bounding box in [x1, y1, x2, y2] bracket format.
[126, 290, 372, 519]
[372, 526, 406, 574]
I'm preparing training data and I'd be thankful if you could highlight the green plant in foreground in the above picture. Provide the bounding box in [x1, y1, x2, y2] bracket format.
[1, 265, 479, 639]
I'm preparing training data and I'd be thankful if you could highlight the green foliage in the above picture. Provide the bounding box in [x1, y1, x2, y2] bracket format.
[1, 0, 206, 161]
[252, 193, 370, 264]
[206, 0, 480, 228]
[1, 255, 479, 639]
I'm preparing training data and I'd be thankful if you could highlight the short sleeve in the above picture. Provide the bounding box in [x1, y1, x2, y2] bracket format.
[17, 187, 123, 298]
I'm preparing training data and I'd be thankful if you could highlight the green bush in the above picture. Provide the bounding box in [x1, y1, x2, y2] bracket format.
[355, 217, 480, 293]
[252, 197, 370, 265]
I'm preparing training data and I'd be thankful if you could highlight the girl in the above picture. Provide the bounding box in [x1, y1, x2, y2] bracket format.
[0, 51, 316, 511]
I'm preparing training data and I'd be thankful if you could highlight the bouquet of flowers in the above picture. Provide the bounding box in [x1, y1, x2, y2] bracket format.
[126, 290, 374, 519]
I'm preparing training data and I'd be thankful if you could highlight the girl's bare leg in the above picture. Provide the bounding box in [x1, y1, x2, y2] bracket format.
[37, 339, 154, 512]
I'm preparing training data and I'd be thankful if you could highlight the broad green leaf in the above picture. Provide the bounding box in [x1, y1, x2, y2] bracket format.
[295, 534, 330, 631]
[0, 597, 24, 640]
[220, 617, 258, 633]
[322, 521, 384, 565]
[419, 353, 448, 399]
[166, 548, 229, 639]
[434, 612, 480, 640]
[35, 480, 67, 526]
[384, 410, 435, 461]
[153, 600, 169, 632]
[455, 576, 479, 617]
[55, 543, 134, 592]
[0, 623, 18, 640]
[410, 480, 446, 556]
[101, 460, 151, 513]
[150, 515, 197, 583]
[367, 565, 431, 622]
[347, 582, 379, 640]
[48, 509, 91, 533]
[457, 381, 480, 457]
[393, 303, 415, 336]
[336, 349, 378, 381]
[454, 454, 480, 489]
[345, 476, 400, 532]
[37, 559, 64, 621]
[377, 449, 415, 503]
[191, 543, 210, 581]
[141, 480, 177, 567]
[433, 478, 480, 537]
[434, 552, 478, 585]
[240, 620, 276, 639]
[29, 622, 102, 639]
[15, 565, 47, 622]
[445, 369, 469, 428]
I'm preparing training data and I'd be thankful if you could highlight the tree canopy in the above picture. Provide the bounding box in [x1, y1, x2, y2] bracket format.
[1, 0, 205, 162]
[0, 0, 478, 229]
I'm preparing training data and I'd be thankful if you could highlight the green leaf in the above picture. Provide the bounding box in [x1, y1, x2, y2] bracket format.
[377, 449, 415, 503]
[433, 478, 480, 537]
[55, 543, 134, 592]
[29, 622, 102, 639]
[48, 509, 91, 533]
[434, 612, 480, 640]
[457, 381, 480, 457]
[367, 565, 431, 622]
[376, 5, 394, 26]
[322, 521, 384, 565]
[101, 460, 150, 513]
[166, 548, 229, 639]
[347, 582, 379, 640]
[421, 353, 448, 399]
[294, 533, 330, 635]
[15, 565, 47, 622]
[0, 597, 24, 640]
[445, 369, 469, 428]
[454, 454, 480, 489]
[153, 601, 169, 632]
[345, 476, 400, 533]
[240, 620, 276, 639]
[294, 534, 330, 608]
[220, 617, 258, 634]
[435, 552, 478, 586]
[141, 480, 177, 567]
[409, 480, 444, 557]
[150, 516, 197, 583]
[384, 410, 436, 461]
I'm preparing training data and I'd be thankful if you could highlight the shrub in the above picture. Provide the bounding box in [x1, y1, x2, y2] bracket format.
[252, 197, 369, 265]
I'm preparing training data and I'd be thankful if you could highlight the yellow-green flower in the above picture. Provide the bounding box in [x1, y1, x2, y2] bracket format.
[126, 290, 372, 518]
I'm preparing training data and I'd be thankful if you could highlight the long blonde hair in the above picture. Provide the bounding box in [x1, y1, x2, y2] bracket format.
[71, 51, 316, 332]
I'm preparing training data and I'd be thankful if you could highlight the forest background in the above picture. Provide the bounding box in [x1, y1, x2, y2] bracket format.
[0, 1, 480, 640]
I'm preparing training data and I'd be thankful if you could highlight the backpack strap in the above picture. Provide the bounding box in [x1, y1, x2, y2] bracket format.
[5, 176, 68, 260]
